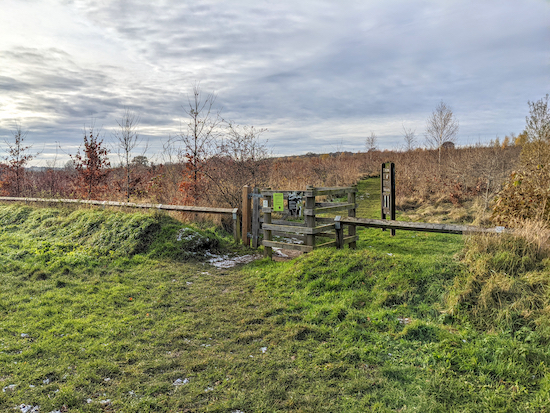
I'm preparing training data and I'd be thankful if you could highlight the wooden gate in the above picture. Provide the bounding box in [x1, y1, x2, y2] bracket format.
[241, 185, 358, 258]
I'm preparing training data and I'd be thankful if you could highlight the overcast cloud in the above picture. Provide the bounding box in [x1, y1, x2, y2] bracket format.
[0, 0, 549, 165]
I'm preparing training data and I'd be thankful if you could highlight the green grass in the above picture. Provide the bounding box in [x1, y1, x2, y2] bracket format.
[1, 187, 550, 412]
[356, 176, 381, 219]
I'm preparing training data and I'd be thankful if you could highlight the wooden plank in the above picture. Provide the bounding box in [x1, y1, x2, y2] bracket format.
[233, 210, 240, 243]
[315, 202, 353, 207]
[339, 217, 507, 234]
[262, 223, 335, 235]
[262, 240, 313, 252]
[271, 232, 307, 241]
[315, 217, 336, 224]
[305, 203, 356, 214]
[316, 232, 336, 238]
[315, 240, 337, 248]
[313, 187, 356, 196]
[342, 235, 359, 244]
[261, 189, 313, 199]
[271, 219, 305, 226]
[0, 197, 236, 214]
[159, 204, 236, 214]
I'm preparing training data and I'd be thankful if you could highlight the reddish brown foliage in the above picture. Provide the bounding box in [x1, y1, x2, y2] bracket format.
[71, 127, 111, 199]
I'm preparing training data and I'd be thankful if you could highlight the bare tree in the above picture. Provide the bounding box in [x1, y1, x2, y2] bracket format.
[177, 83, 222, 203]
[112, 108, 145, 201]
[206, 121, 269, 207]
[365, 132, 378, 161]
[365, 132, 378, 152]
[525, 93, 550, 142]
[2, 122, 35, 197]
[425, 101, 459, 165]
[402, 124, 416, 151]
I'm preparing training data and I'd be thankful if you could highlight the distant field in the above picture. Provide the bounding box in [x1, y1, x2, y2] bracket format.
[1, 182, 550, 412]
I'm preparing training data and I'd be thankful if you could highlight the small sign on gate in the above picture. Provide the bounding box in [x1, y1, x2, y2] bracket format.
[273, 193, 284, 212]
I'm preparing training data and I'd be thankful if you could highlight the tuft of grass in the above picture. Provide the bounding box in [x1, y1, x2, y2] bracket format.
[448, 219, 550, 334]
[0, 204, 229, 263]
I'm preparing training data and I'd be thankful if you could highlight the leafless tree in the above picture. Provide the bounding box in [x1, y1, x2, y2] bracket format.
[206, 121, 270, 207]
[177, 83, 223, 203]
[2, 122, 36, 197]
[425, 101, 459, 165]
[402, 124, 416, 151]
[112, 108, 145, 201]
[365, 132, 378, 152]
[365, 132, 378, 162]
[525, 93, 550, 142]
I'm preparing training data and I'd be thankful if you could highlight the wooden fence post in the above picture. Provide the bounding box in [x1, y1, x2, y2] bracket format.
[390, 162, 396, 237]
[232, 209, 240, 244]
[335, 215, 343, 249]
[263, 192, 273, 259]
[305, 185, 316, 251]
[242, 186, 251, 246]
[381, 162, 396, 236]
[381, 163, 386, 231]
[348, 186, 357, 249]
[251, 187, 260, 248]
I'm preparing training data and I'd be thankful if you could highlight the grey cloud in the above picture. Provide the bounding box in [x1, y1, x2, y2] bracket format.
[1, 0, 549, 162]
[0, 76, 31, 92]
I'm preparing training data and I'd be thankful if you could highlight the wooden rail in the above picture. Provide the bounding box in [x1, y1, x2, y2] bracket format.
[0, 196, 241, 242]
[338, 217, 507, 235]
[259, 185, 358, 256]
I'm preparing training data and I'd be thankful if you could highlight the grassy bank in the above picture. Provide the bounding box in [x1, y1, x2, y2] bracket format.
[1, 189, 550, 412]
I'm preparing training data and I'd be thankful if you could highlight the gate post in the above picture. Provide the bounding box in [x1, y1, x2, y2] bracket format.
[242, 186, 251, 246]
[263, 192, 273, 259]
[335, 215, 343, 249]
[232, 209, 240, 243]
[381, 162, 396, 236]
[348, 186, 357, 249]
[305, 185, 316, 251]
[251, 187, 261, 248]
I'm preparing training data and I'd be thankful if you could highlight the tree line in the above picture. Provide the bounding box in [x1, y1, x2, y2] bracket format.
[1, 91, 548, 226]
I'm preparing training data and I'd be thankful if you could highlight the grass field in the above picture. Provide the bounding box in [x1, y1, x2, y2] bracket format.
[1, 182, 550, 412]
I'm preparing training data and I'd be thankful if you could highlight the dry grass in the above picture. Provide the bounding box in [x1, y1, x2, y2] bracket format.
[448, 219, 550, 333]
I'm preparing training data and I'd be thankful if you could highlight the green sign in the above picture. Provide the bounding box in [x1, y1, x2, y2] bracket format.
[273, 193, 284, 212]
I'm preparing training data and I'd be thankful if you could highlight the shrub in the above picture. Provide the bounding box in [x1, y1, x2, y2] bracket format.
[493, 94, 550, 224]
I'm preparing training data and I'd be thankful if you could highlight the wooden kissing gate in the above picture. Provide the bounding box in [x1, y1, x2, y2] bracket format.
[241, 185, 358, 259]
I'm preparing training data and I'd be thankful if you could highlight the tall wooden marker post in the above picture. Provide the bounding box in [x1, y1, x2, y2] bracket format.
[381, 162, 396, 236]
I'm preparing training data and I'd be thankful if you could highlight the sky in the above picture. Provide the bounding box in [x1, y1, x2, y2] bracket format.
[0, 0, 549, 166]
